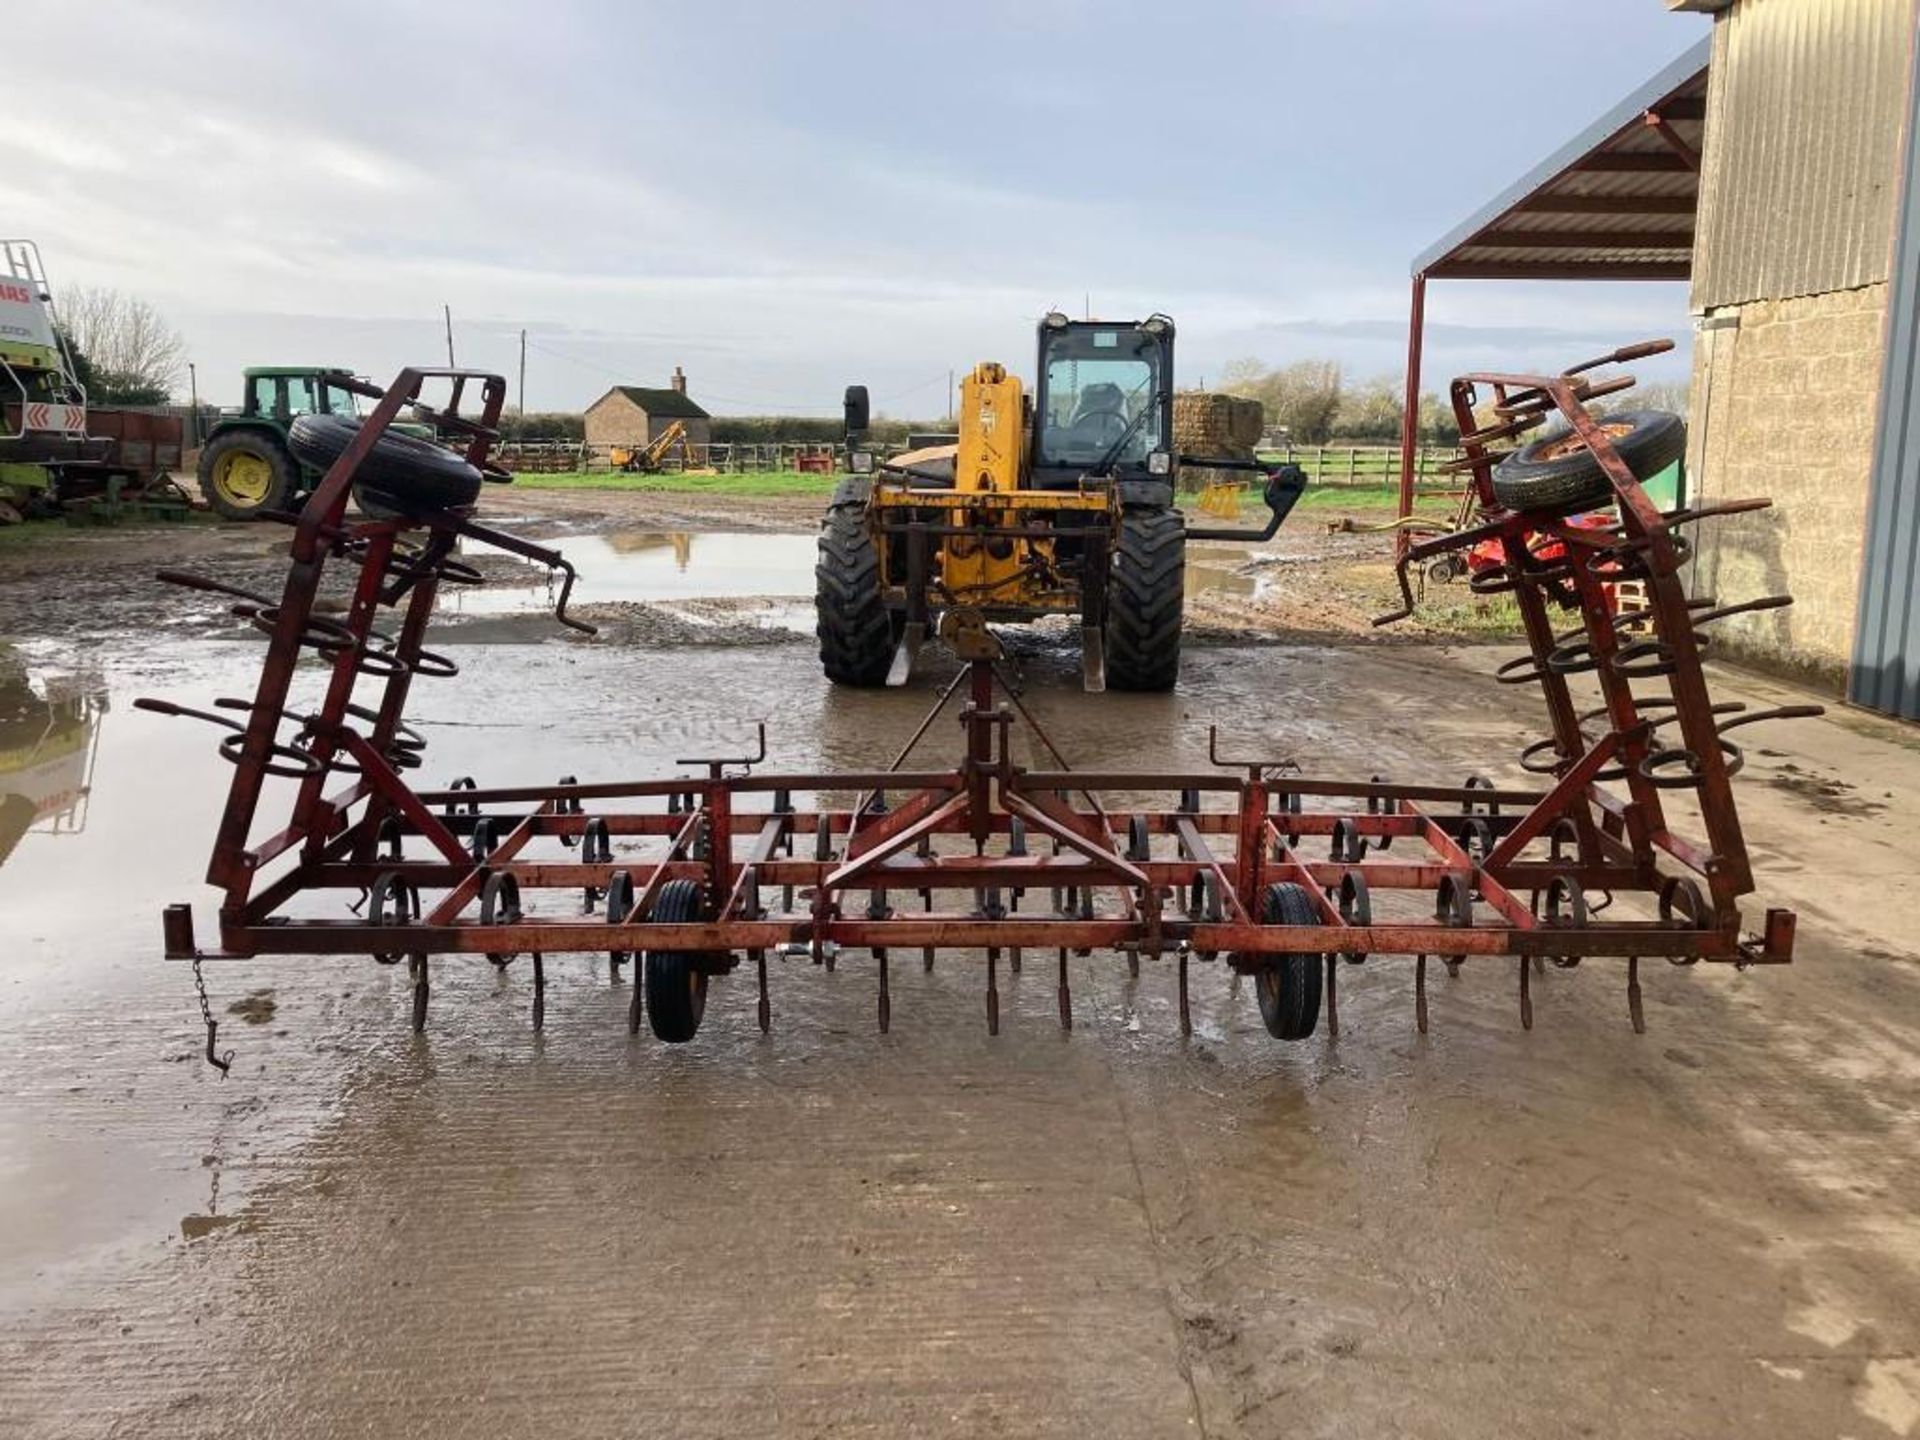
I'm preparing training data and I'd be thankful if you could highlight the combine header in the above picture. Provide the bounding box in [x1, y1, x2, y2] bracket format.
[143, 345, 1814, 1068]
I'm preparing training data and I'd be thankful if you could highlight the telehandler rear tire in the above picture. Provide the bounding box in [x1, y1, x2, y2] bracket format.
[816, 498, 899, 686]
[1105, 506, 1185, 692]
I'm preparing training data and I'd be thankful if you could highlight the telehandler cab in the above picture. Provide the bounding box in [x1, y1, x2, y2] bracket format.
[817, 312, 1304, 692]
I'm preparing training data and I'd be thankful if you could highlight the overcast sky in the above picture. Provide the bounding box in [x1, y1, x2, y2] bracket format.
[12, 1, 1708, 414]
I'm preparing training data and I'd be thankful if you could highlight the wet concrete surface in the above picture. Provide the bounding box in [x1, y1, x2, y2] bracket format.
[4, 527, 1920, 1436]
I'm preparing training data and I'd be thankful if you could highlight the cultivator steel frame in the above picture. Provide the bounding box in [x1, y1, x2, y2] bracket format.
[149, 349, 1812, 1064]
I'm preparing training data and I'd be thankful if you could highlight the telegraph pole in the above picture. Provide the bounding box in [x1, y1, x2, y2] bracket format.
[443, 304, 455, 366]
[518, 328, 527, 415]
[947, 369, 954, 424]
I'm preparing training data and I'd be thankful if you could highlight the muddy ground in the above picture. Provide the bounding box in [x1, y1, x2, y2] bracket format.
[0, 487, 1479, 650]
[3, 493, 1919, 1438]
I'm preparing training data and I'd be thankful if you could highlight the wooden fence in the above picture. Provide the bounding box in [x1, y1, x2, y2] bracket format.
[1254, 445, 1458, 488]
[489, 439, 1464, 495]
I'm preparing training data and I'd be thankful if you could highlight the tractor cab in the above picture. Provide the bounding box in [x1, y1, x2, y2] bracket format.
[237, 367, 362, 423]
[1030, 313, 1174, 489]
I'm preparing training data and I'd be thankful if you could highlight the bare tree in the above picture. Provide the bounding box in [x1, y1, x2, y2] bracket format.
[1220, 358, 1345, 445]
[58, 286, 186, 403]
[1630, 379, 1691, 418]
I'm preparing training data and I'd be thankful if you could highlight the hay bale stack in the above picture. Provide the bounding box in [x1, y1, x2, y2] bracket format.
[1173, 392, 1264, 491]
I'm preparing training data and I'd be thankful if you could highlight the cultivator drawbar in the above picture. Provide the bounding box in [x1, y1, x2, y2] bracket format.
[149, 348, 1813, 1063]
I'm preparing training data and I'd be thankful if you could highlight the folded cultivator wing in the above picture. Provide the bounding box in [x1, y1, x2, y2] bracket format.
[148, 347, 1813, 1067]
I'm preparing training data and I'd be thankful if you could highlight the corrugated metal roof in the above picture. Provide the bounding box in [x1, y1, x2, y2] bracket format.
[1850, 14, 1920, 719]
[1412, 39, 1710, 281]
[1692, 0, 1915, 310]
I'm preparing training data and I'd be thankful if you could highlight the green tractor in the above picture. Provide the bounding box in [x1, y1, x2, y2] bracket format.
[196, 367, 372, 519]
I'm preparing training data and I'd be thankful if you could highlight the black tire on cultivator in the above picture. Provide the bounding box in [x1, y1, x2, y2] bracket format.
[643, 878, 710, 1044]
[815, 498, 898, 687]
[1106, 505, 1185, 692]
[1249, 883, 1323, 1040]
[1491, 409, 1686, 514]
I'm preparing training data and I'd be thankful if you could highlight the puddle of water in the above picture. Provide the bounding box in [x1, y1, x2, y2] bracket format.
[446, 530, 1266, 615]
[1187, 543, 1260, 599]
[448, 532, 817, 616]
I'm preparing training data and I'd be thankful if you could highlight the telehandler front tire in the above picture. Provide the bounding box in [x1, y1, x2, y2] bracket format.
[816, 499, 899, 687]
[1105, 506, 1186, 692]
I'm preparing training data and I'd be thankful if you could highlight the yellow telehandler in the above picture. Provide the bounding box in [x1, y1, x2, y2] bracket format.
[817, 312, 1304, 691]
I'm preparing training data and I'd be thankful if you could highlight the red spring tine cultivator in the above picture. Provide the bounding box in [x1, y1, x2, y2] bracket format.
[147, 346, 1815, 1067]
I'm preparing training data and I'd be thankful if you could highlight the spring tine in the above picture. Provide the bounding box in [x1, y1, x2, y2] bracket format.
[923, 947, 934, 973]
[1178, 951, 1191, 1036]
[532, 952, 546, 1032]
[1415, 955, 1429, 1034]
[1010, 946, 1022, 975]
[410, 954, 429, 1034]
[986, 952, 1000, 1036]
[757, 954, 771, 1033]
[1325, 956, 1339, 1038]
[1127, 949, 1140, 979]
[1628, 956, 1645, 1034]
[1519, 957, 1533, 1031]
[628, 969, 644, 1036]
[878, 953, 891, 1034]
[1057, 951, 1072, 1030]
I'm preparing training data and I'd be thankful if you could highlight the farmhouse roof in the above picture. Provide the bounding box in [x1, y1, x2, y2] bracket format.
[605, 385, 710, 419]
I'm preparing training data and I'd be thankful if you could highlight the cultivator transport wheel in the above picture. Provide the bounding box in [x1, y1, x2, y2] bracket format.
[1491, 409, 1686, 513]
[816, 495, 898, 687]
[1248, 883, 1323, 1041]
[1105, 505, 1185, 692]
[288, 414, 485, 518]
[197, 431, 296, 520]
[643, 879, 710, 1044]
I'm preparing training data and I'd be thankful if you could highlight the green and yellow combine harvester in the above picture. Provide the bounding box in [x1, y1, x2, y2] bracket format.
[0, 239, 185, 523]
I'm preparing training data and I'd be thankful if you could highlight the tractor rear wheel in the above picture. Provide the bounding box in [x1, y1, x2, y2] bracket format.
[1105, 506, 1185, 691]
[643, 878, 709, 1044]
[198, 431, 296, 520]
[1247, 882, 1323, 1040]
[816, 497, 899, 686]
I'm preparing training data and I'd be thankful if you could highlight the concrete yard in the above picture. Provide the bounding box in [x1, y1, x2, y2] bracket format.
[3, 504, 1919, 1439]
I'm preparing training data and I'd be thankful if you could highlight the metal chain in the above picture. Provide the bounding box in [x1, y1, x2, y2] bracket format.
[192, 955, 233, 1076]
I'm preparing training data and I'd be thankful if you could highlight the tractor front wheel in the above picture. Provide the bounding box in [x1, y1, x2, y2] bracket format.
[197, 432, 296, 520]
[816, 497, 899, 686]
[1105, 506, 1186, 692]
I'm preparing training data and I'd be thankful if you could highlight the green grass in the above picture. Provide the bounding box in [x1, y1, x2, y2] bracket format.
[0, 510, 220, 546]
[508, 470, 1453, 515]
[509, 470, 841, 498]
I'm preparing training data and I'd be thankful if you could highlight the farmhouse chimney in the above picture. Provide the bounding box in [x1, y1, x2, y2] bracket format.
[670, 365, 687, 395]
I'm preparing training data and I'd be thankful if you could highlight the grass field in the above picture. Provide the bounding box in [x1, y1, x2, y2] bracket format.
[507, 470, 1455, 515]
[509, 470, 844, 499]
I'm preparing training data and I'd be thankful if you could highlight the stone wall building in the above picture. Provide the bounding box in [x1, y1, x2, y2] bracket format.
[583, 367, 712, 452]
[1679, 0, 1917, 694]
